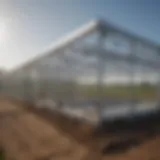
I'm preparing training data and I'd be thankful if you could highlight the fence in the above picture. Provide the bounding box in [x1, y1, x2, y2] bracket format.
[1, 20, 160, 115]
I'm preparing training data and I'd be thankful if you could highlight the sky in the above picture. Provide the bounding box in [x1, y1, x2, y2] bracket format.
[0, 0, 160, 70]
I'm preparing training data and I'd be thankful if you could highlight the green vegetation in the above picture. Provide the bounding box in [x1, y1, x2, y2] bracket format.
[77, 83, 157, 100]
[4, 79, 158, 101]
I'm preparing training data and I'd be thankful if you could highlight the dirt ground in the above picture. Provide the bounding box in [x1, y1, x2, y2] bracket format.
[0, 98, 160, 160]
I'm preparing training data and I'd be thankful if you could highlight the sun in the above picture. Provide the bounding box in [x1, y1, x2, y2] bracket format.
[0, 21, 7, 44]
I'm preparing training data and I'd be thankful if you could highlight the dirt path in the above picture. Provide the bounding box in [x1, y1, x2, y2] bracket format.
[0, 98, 160, 160]
[0, 100, 89, 160]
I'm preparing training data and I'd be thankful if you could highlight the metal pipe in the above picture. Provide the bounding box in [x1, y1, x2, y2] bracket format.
[96, 29, 107, 113]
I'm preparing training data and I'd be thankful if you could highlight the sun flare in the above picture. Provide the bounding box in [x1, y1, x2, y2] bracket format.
[0, 21, 7, 44]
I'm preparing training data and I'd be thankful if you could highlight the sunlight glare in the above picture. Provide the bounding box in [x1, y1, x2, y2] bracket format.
[0, 21, 7, 44]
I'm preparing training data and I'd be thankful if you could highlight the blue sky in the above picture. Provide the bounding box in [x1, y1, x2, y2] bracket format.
[0, 0, 160, 69]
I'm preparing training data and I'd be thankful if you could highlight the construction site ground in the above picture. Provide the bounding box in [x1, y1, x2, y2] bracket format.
[0, 97, 160, 160]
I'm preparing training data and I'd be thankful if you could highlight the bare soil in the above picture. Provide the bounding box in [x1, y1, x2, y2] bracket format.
[0, 97, 160, 160]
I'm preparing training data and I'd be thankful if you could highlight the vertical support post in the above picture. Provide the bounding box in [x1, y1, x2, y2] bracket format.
[30, 68, 39, 104]
[43, 62, 50, 101]
[0, 76, 2, 94]
[156, 49, 160, 106]
[129, 40, 136, 110]
[96, 26, 107, 116]
[157, 68, 160, 106]
[23, 69, 34, 103]
[26, 70, 32, 102]
[38, 64, 47, 102]
[64, 49, 76, 107]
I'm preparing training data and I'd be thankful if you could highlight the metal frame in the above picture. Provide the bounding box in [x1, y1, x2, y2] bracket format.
[2, 20, 160, 116]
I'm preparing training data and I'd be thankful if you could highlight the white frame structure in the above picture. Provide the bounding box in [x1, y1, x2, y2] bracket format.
[1, 19, 160, 114]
